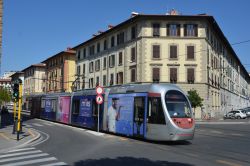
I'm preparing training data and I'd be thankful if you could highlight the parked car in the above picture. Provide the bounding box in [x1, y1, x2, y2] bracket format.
[241, 107, 250, 117]
[224, 110, 247, 119]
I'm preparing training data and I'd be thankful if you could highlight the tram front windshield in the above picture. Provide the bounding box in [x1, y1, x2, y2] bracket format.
[165, 90, 192, 118]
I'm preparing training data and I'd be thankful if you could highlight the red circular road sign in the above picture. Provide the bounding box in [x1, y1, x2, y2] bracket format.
[96, 86, 104, 95]
[96, 95, 104, 104]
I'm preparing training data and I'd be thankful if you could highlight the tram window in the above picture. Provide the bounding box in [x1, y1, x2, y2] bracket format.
[41, 99, 45, 108]
[51, 100, 57, 112]
[134, 97, 145, 122]
[147, 97, 166, 124]
[92, 100, 98, 116]
[165, 90, 191, 118]
[72, 99, 80, 115]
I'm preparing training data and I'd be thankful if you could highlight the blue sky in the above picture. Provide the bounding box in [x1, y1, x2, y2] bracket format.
[2, 0, 250, 75]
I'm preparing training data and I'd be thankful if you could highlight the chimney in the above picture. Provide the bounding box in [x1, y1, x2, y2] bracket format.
[169, 9, 179, 15]
[98, 30, 103, 34]
[131, 12, 139, 17]
[67, 47, 72, 51]
[108, 25, 114, 29]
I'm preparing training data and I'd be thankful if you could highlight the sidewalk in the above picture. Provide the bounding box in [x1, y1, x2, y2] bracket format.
[0, 124, 40, 153]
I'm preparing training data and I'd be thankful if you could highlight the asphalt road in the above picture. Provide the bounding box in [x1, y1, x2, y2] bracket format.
[6, 118, 250, 166]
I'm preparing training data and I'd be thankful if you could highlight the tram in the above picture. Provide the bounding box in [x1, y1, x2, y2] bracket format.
[27, 84, 195, 141]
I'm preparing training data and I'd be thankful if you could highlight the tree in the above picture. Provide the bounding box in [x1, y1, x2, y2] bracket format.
[0, 88, 11, 106]
[187, 89, 203, 112]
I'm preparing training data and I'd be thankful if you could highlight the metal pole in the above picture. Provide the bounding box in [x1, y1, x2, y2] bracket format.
[12, 100, 16, 134]
[17, 83, 22, 141]
[97, 104, 99, 132]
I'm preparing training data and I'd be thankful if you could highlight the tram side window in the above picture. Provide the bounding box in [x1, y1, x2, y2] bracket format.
[147, 98, 166, 124]
[51, 100, 57, 112]
[92, 100, 98, 116]
[41, 99, 45, 109]
[72, 99, 80, 115]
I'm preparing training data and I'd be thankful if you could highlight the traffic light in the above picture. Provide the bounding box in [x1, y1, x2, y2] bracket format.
[13, 83, 19, 100]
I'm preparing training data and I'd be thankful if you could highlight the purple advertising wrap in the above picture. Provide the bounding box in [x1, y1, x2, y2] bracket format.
[57, 96, 71, 123]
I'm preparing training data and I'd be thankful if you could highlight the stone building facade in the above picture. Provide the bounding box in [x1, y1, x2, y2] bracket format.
[73, 13, 250, 119]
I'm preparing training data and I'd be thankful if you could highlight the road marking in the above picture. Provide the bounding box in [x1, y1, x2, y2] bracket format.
[196, 122, 246, 125]
[23, 124, 32, 128]
[86, 130, 104, 136]
[0, 150, 42, 158]
[8, 147, 36, 153]
[43, 123, 54, 126]
[0, 157, 57, 166]
[32, 123, 44, 127]
[119, 138, 128, 141]
[231, 133, 244, 136]
[0, 153, 49, 163]
[40, 162, 68, 166]
[28, 129, 35, 137]
[210, 130, 223, 134]
[216, 160, 242, 166]
[0, 133, 10, 140]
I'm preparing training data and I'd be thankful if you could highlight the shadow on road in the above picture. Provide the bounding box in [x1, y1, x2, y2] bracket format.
[74, 157, 194, 166]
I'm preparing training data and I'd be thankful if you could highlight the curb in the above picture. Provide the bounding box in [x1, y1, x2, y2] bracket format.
[0, 127, 41, 153]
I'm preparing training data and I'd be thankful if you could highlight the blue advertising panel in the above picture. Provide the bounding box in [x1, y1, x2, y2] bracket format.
[107, 93, 148, 137]
[45, 99, 52, 112]
[80, 97, 93, 128]
[41, 98, 57, 121]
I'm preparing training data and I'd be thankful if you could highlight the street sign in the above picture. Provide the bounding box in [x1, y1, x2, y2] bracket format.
[96, 95, 103, 105]
[96, 86, 104, 95]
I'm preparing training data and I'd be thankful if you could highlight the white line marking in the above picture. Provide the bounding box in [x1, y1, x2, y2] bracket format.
[231, 133, 244, 136]
[210, 130, 223, 134]
[86, 130, 104, 136]
[23, 124, 32, 128]
[43, 123, 54, 126]
[40, 162, 68, 166]
[0, 157, 57, 166]
[7, 148, 36, 153]
[0, 150, 42, 158]
[32, 123, 44, 127]
[0, 153, 49, 163]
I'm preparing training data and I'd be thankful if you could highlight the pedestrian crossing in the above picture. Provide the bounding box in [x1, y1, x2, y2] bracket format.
[0, 147, 68, 166]
[24, 123, 55, 128]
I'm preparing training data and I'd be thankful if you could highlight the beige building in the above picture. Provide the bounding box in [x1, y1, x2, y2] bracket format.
[73, 12, 250, 119]
[42, 48, 76, 93]
[23, 63, 46, 95]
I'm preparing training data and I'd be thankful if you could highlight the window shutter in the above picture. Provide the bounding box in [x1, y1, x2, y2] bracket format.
[153, 45, 160, 58]
[131, 47, 136, 62]
[166, 24, 170, 36]
[177, 24, 180, 36]
[187, 46, 194, 59]
[194, 24, 198, 37]
[184, 24, 187, 36]
[170, 45, 177, 59]
[153, 68, 160, 82]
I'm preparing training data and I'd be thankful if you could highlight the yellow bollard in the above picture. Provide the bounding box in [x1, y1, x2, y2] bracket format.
[17, 83, 22, 140]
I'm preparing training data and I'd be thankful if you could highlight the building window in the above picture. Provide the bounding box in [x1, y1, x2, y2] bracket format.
[89, 62, 94, 73]
[110, 74, 114, 85]
[118, 52, 123, 65]
[131, 47, 136, 62]
[152, 68, 160, 83]
[152, 23, 160, 37]
[131, 26, 137, 39]
[77, 50, 81, 60]
[83, 64, 85, 75]
[97, 43, 100, 53]
[83, 48, 86, 59]
[131, 68, 136, 82]
[89, 78, 94, 88]
[170, 68, 177, 83]
[103, 57, 107, 70]
[95, 59, 100, 71]
[116, 72, 123, 84]
[187, 68, 195, 83]
[117, 32, 124, 45]
[109, 54, 115, 67]
[167, 24, 180, 36]
[103, 75, 106, 86]
[96, 76, 99, 87]
[184, 24, 198, 37]
[170, 45, 177, 59]
[153, 45, 160, 59]
[77, 66, 81, 76]
[187, 46, 195, 60]
[104, 40, 107, 50]
[89, 45, 95, 55]
[111, 36, 115, 47]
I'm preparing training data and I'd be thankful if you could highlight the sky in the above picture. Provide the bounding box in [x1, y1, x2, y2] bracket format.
[2, 0, 250, 76]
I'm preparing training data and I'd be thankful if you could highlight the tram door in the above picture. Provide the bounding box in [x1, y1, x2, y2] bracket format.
[133, 97, 146, 137]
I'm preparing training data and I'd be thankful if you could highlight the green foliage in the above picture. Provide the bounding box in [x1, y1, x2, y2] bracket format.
[187, 89, 203, 109]
[0, 88, 11, 105]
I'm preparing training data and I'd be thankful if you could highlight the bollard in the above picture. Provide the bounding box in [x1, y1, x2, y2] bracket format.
[12, 119, 16, 134]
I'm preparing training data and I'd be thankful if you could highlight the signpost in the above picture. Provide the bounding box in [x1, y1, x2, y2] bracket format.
[96, 86, 104, 132]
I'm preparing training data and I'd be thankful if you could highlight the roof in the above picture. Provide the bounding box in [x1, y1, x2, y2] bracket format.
[42, 49, 76, 63]
[22, 63, 46, 72]
[73, 14, 250, 81]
